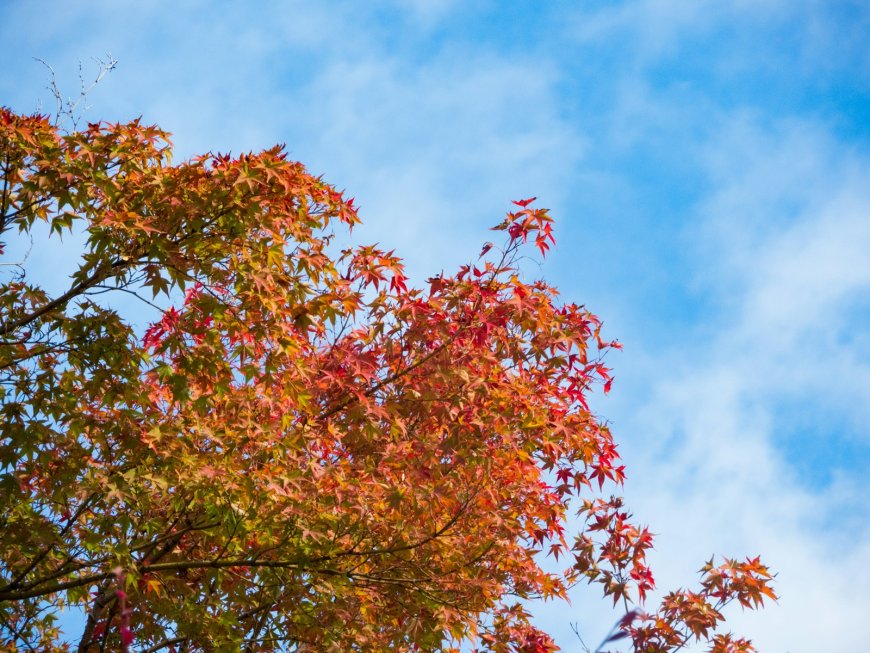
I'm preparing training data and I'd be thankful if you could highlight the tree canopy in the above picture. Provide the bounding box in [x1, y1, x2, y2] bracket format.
[0, 107, 775, 652]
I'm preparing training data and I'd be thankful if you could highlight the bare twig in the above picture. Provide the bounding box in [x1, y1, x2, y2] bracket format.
[33, 54, 117, 131]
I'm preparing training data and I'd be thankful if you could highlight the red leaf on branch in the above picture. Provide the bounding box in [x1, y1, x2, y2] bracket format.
[512, 197, 537, 207]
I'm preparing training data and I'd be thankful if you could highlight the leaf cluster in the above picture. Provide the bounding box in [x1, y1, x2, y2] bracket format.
[0, 108, 773, 652]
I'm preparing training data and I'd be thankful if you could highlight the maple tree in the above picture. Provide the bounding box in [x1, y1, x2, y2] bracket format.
[0, 107, 775, 652]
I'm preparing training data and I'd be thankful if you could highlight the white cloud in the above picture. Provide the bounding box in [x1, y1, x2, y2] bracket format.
[528, 107, 870, 653]
[4, 1, 585, 283]
[274, 51, 585, 278]
[569, 0, 794, 55]
[596, 116, 870, 651]
[693, 118, 870, 424]
[386, 0, 463, 26]
[565, 0, 870, 93]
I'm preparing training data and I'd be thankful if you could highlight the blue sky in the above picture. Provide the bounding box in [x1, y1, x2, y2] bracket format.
[2, 1, 868, 650]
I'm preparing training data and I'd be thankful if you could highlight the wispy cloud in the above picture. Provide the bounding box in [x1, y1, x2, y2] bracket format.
[275, 51, 584, 276]
[694, 117, 870, 428]
[570, 0, 801, 58]
[603, 114, 870, 651]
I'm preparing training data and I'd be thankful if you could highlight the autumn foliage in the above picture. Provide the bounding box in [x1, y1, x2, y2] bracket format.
[0, 108, 775, 652]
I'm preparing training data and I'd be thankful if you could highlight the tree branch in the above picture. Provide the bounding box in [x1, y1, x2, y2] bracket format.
[3, 493, 97, 590]
[0, 259, 130, 338]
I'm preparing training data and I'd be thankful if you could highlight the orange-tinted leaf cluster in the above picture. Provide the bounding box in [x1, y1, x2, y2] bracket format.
[625, 558, 777, 652]
[0, 107, 773, 652]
